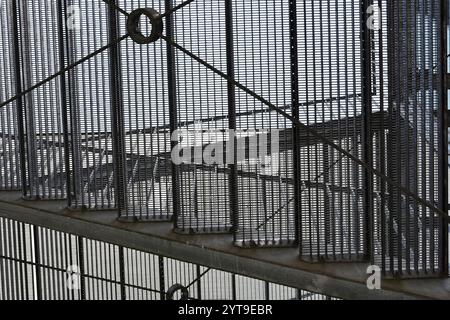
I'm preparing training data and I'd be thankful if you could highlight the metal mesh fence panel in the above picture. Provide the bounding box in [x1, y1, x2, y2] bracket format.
[296, 0, 366, 261]
[67, 0, 117, 210]
[372, 0, 447, 278]
[14, 0, 68, 199]
[0, 1, 22, 191]
[114, 0, 173, 221]
[0, 216, 337, 300]
[171, 0, 232, 233]
[232, 0, 296, 247]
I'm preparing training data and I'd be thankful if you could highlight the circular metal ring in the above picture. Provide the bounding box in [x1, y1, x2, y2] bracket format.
[127, 8, 163, 44]
[166, 284, 189, 300]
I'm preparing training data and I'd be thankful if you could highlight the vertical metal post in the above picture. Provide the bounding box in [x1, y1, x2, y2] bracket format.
[65, 0, 82, 209]
[225, 0, 239, 234]
[20, 223, 30, 300]
[77, 236, 85, 300]
[196, 265, 202, 300]
[11, 0, 28, 197]
[289, 0, 301, 245]
[361, 0, 374, 261]
[165, 0, 181, 225]
[231, 274, 236, 300]
[439, 0, 449, 276]
[56, 0, 73, 206]
[118, 246, 126, 300]
[158, 256, 166, 300]
[323, 145, 331, 249]
[32, 225, 42, 300]
[264, 281, 270, 300]
[108, 1, 127, 216]
[385, 0, 395, 276]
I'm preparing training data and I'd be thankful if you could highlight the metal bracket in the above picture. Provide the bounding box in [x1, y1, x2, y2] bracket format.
[166, 284, 189, 300]
[127, 8, 164, 44]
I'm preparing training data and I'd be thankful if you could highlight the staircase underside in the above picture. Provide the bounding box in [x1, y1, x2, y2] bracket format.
[0, 190, 448, 300]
